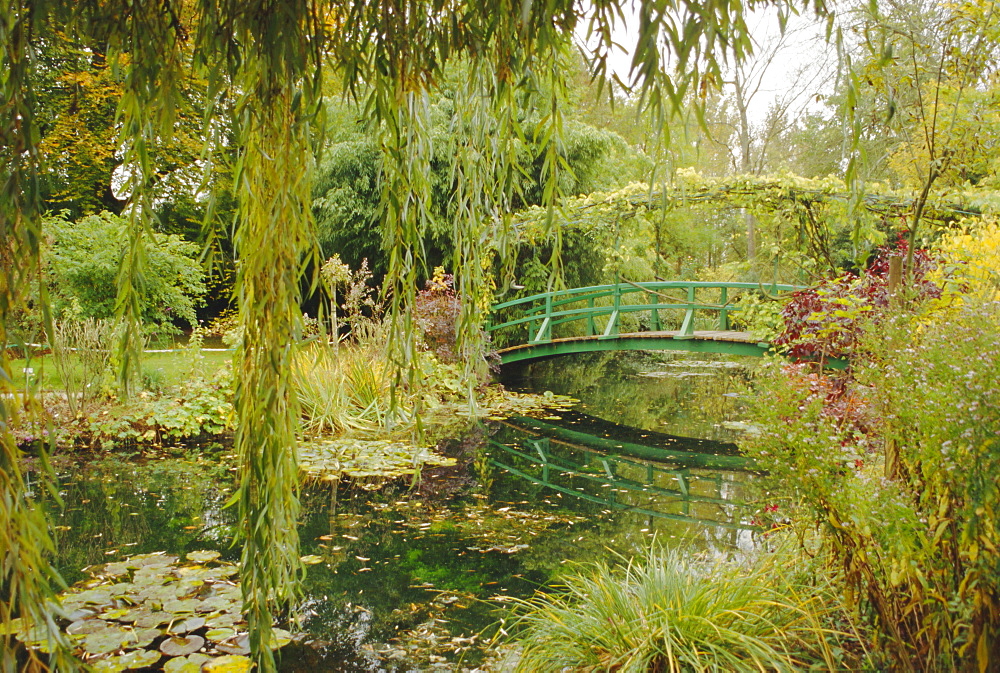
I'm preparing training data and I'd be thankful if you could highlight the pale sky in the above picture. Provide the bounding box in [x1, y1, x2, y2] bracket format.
[579, 5, 836, 125]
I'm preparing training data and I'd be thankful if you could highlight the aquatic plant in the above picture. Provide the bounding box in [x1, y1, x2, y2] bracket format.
[507, 545, 856, 672]
[1, 551, 290, 671]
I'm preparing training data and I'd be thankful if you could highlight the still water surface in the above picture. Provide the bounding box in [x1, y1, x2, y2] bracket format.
[43, 351, 761, 670]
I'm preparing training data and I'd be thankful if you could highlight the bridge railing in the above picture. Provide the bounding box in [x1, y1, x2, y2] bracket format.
[487, 281, 802, 346]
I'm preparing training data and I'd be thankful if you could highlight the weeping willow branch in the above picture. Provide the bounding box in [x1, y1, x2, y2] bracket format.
[0, 2, 80, 670]
[107, 0, 188, 397]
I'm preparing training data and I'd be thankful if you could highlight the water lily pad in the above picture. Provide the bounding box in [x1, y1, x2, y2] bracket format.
[202, 654, 253, 672]
[67, 619, 111, 636]
[141, 585, 181, 604]
[133, 570, 175, 588]
[204, 627, 235, 643]
[203, 613, 238, 629]
[164, 653, 212, 673]
[98, 608, 131, 621]
[89, 658, 128, 673]
[214, 633, 249, 656]
[270, 628, 292, 649]
[17, 625, 59, 652]
[299, 555, 323, 565]
[122, 627, 161, 649]
[66, 607, 98, 621]
[117, 607, 151, 624]
[196, 596, 232, 613]
[83, 629, 130, 655]
[299, 439, 457, 481]
[160, 634, 205, 657]
[186, 550, 221, 564]
[209, 566, 238, 579]
[134, 611, 172, 628]
[73, 588, 113, 605]
[162, 598, 200, 614]
[92, 648, 162, 671]
[128, 553, 178, 568]
[98, 562, 132, 578]
[168, 616, 205, 634]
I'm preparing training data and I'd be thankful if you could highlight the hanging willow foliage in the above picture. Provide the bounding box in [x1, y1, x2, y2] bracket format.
[2, 1, 833, 670]
[1, 1, 79, 670]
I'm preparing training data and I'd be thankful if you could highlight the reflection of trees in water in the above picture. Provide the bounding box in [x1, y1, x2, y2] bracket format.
[293, 485, 600, 652]
[42, 458, 235, 584]
[504, 351, 757, 442]
[486, 429, 757, 565]
[488, 457, 754, 566]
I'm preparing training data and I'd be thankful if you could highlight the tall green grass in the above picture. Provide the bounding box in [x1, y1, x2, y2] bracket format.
[292, 343, 394, 435]
[507, 544, 862, 672]
[293, 338, 471, 438]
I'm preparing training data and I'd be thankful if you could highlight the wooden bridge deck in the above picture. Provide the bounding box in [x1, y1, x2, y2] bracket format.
[497, 330, 765, 360]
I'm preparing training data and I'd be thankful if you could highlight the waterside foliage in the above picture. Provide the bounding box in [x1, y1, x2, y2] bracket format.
[508, 543, 862, 672]
[746, 294, 1000, 670]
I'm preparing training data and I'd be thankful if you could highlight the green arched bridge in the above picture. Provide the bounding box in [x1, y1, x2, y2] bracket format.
[487, 280, 846, 368]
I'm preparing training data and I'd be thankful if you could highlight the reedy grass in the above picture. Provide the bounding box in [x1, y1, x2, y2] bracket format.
[292, 343, 383, 436]
[507, 544, 863, 672]
[294, 340, 463, 437]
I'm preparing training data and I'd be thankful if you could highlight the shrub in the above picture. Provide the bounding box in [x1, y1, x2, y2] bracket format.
[86, 369, 235, 448]
[745, 297, 1000, 670]
[933, 217, 1000, 301]
[773, 238, 942, 360]
[414, 267, 461, 362]
[730, 291, 786, 341]
[44, 211, 206, 336]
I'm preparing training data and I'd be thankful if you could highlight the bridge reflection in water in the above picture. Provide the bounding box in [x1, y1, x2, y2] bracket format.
[489, 411, 758, 532]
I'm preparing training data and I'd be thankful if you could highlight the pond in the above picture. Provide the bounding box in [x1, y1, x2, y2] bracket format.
[38, 350, 762, 671]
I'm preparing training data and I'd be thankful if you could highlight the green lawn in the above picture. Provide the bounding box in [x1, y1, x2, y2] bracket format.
[11, 348, 233, 392]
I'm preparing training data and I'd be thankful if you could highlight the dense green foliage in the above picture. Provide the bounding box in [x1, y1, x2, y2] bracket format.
[747, 295, 1000, 669]
[312, 91, 646, 281]
[42, 212, 206, 337]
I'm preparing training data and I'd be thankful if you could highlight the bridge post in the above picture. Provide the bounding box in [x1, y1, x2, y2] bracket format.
[531, 439, 550, 483]
[530, 294, 553, 343]
[601, 285, 620, 338]
[676, 285, 696, 338]
[648, 289, 661, 331]
[717, 287, 729, 331]
[587, 297, 596, 336]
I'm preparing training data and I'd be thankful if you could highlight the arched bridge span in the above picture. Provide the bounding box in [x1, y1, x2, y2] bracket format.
[487, 281, 847, 368]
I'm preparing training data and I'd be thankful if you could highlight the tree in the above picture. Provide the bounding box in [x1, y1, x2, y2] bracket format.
[842, 0, 1000, 273]
[312, 85, 645, 280]
[713, 9, 835, 261]
[43, 211, 206, 336]
[1, 1, 833, 670]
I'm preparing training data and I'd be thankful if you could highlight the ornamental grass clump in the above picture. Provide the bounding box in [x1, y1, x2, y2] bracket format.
[292, 343, 395, 436]
[508, 546, 855, 672]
